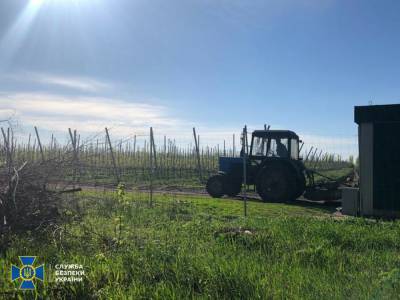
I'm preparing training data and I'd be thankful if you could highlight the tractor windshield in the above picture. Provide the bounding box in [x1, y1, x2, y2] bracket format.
[251, 136, 290, 158]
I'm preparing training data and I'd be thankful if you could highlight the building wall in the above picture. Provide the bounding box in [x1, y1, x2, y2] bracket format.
[373, 122, 400, 212]
[359, 123, 374, 216]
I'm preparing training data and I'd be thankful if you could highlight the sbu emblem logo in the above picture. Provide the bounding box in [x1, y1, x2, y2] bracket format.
[11, 256, 44, 290]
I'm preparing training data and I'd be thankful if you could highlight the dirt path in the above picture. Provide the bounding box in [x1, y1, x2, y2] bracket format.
[63, 182, 340, 210]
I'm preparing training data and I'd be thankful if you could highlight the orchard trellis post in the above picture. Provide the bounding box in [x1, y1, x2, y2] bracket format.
[313, 150, 323, 169]
[149, 127, 156, 207]
[105, 127, 120, 184]
[310, 148, 318, 163]
[233, 134, 235, 157]
[151, 128, 157, 169]
[68, 128, 81, 182]
[299, 141, 304, 153]
[1, 127, 12, 175]
[193, 127, 203, 182]
[305, 146, 314, 162]
[34, 126, 45, 163]
[242, 125, 248, 217]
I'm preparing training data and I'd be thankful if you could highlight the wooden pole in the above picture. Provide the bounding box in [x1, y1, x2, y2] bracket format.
[105, 127, 120, 184]
[242, 125, 248, 217]
[68, 128, 82, 182]
[149, 127, 154, 207]
[34, 126, 45, 162]
[299, 141, 305, 153]
[193, 127, 202, 182]
[233, 134, 235, 157]
[313, 150, 324, 170]
[223, 140, 226, 156]
[305, 146, 314, 162]
[151, 128, 157, 169]
[1, 127, 11, 174]
[310, 148, 318, 162]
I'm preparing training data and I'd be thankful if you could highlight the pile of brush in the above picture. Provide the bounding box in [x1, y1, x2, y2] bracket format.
[0, 150, 79, 235]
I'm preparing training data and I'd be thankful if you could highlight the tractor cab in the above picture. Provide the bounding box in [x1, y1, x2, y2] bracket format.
[249, 130, 300, 161]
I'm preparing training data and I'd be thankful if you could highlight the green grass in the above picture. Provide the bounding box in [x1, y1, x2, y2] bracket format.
[1, 191, 399, 299]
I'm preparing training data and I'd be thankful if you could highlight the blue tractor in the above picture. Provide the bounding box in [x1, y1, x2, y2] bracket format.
[206, 130, 313, 202]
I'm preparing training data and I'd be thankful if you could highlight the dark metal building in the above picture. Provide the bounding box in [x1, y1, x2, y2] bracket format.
[355, 104, 400, 217]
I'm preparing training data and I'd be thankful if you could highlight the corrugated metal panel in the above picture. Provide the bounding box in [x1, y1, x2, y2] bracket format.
[359, 123, 374, 215]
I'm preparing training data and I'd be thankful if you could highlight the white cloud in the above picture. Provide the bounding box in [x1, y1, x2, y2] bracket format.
[5, 72, 111, 93]
[31, 73, 110, 92]
[2, 92, 181, 136]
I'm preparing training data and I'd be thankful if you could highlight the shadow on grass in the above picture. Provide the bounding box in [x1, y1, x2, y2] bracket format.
[228, 193, 339, 214]
[291, 199, 340, 214]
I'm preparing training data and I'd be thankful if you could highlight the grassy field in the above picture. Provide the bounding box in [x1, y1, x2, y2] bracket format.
[1, 190, 399, 299]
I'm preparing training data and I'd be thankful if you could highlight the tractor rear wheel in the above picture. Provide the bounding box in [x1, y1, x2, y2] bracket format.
[256, 163, 297, 202]
[224, 180, 242, 197]
[206, 174, 225, 198]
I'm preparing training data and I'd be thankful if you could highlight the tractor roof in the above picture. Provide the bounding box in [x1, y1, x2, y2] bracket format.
[252, 130, 299, 139]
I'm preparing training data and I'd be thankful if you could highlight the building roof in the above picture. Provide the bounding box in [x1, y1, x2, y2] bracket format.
[355, 104, 400, 124]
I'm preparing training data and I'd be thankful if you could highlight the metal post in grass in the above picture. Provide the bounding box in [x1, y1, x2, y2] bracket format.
[242, 125, 248, 217]
[105, 127, 120, 184]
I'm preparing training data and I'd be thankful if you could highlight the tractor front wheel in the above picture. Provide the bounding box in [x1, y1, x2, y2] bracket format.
[256, 163, 297, 203]
[206, 174, 225, 198]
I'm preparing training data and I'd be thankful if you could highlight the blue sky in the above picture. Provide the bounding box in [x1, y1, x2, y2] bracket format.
[1, 0, 399, 156]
